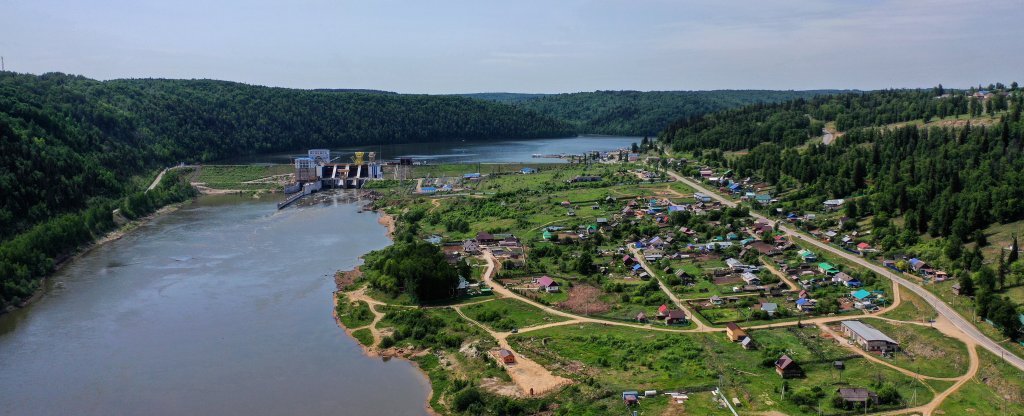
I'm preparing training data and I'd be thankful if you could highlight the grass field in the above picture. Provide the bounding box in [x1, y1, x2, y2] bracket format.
[196, 164, 293, 190]
[856, 319, 969, 378]
[351, 328, 374, 346]
[937, 349, 1024, 415]
[882, 284, 938, 322]
[509, 323, 932, 414]
[335, 296, 375, 328]
[461, 297, 568, 331]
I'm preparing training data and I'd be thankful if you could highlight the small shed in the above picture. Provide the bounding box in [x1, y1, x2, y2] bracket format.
[498, 349, 515, 364]
[636, 312, 648, 323]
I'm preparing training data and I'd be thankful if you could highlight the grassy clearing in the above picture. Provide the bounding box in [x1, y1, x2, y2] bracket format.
[351, 328, 374, 346]
[859, 318, 969, 378]
[882, 284, 938, 322]
[461, 297, 568, 331]
[196, 164, 293, 190]
[937, 349, 1024, 415]
[334, 295, 375, 328]
[509, 323, 931, 414]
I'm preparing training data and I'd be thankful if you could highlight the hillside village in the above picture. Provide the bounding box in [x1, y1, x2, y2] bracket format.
[332, 153, 1016, 415]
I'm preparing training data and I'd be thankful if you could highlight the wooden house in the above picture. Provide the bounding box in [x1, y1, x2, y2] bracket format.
[774, 355, 803, 378]
[725, 322, 748, 342]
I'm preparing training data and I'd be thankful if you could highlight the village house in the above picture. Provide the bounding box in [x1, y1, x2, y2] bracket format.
[798, 249, 817, 263]
[725, 322, 748, 342]
[796, 298, 816, 312]
[832, 272, 861, 287]
[818, 262, 840, 276]
[841, 320, 899, 353]
[757, 302, 779, 316]
[463, 239, 481, 254]
[823, 199, 845, 211]
[635, 312, 648, 323]
[664, 310, 687, 325]
[536, 276, 561, 293]
[476, 232, 496, 244]
[775, 355, 804, 378]
[693, 192, 712, 203]
[750, 241, 782, 256]
[836, 388, 879, 406]
[741, 272, 761, 285]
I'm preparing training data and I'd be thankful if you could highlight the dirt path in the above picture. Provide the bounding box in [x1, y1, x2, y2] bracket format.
[452, 305, 572, 396]
[629, 245, 707, 331]
[760, 260, 800, 291]
[147, 168, 168, 192]
[480, 250, 703, 334]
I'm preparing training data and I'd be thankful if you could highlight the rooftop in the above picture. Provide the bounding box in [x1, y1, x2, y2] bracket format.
[841, 320, 898, 344]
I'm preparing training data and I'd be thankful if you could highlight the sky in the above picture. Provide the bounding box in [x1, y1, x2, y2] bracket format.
[1, 0, 1022, 93]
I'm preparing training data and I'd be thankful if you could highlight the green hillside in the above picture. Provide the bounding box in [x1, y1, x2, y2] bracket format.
[0, 71, 576, 307]
[467, 90, 839, 135]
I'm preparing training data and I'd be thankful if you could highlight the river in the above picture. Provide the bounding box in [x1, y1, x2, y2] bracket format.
[0, 193, 431, 416]
[0, 136, 641, 415]
[219, 135, 641, 164]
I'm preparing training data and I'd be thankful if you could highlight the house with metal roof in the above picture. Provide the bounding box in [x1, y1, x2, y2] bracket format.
[841, 320, 899, 353]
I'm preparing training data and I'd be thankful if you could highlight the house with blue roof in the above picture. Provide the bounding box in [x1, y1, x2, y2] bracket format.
[520, 167, 537, 174]
[463, 172, 482, 179]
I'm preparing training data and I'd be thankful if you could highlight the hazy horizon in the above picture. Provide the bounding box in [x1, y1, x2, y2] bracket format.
[2, 0, 1022, 94]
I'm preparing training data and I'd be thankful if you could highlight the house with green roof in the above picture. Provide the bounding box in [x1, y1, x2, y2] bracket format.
[818, 262, 839, 276]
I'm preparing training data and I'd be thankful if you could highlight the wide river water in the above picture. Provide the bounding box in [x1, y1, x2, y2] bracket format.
[220, 135, 641, 164]
[0, 136, 638, 415]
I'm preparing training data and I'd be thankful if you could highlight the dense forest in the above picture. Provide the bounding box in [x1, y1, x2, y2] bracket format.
[467, 90, 836, 135]
[661, 84, 1024, 336]
[0, 71, 573, 308]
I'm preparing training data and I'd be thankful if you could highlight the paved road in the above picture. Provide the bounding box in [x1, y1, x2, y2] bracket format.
[665, 168, 1024, 371]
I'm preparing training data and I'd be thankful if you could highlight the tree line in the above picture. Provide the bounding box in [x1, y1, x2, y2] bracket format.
[468, 90, 836, 136]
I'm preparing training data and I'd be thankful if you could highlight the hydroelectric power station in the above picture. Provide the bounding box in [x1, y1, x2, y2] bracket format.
[278, 149, 383, 209]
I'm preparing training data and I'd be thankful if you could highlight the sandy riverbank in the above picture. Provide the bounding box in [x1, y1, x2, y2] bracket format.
[377, 212, 395, 238]
[332, 208, 443, 416]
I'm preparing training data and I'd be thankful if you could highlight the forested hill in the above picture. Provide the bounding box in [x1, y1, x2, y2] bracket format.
[661, 84, 1023, 273]
[0, 72, 572, 306]
[464, 90, 838, 136]
[0, 72, 574, 231]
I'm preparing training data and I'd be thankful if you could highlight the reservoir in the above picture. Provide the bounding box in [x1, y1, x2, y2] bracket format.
[0, 193, 431, 416]
[220, 135, 641, 164]
[0, 136, 640, 415]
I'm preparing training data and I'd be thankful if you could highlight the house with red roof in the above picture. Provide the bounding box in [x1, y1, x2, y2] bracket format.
[536, 276, 560, 293]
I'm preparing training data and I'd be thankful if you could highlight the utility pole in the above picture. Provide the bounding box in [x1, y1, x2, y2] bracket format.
[1, 56, 4, 71]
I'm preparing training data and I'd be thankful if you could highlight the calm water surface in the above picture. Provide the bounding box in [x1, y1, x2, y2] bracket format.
[0, 193, 431, 416]
[222, 135, 641, 164]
